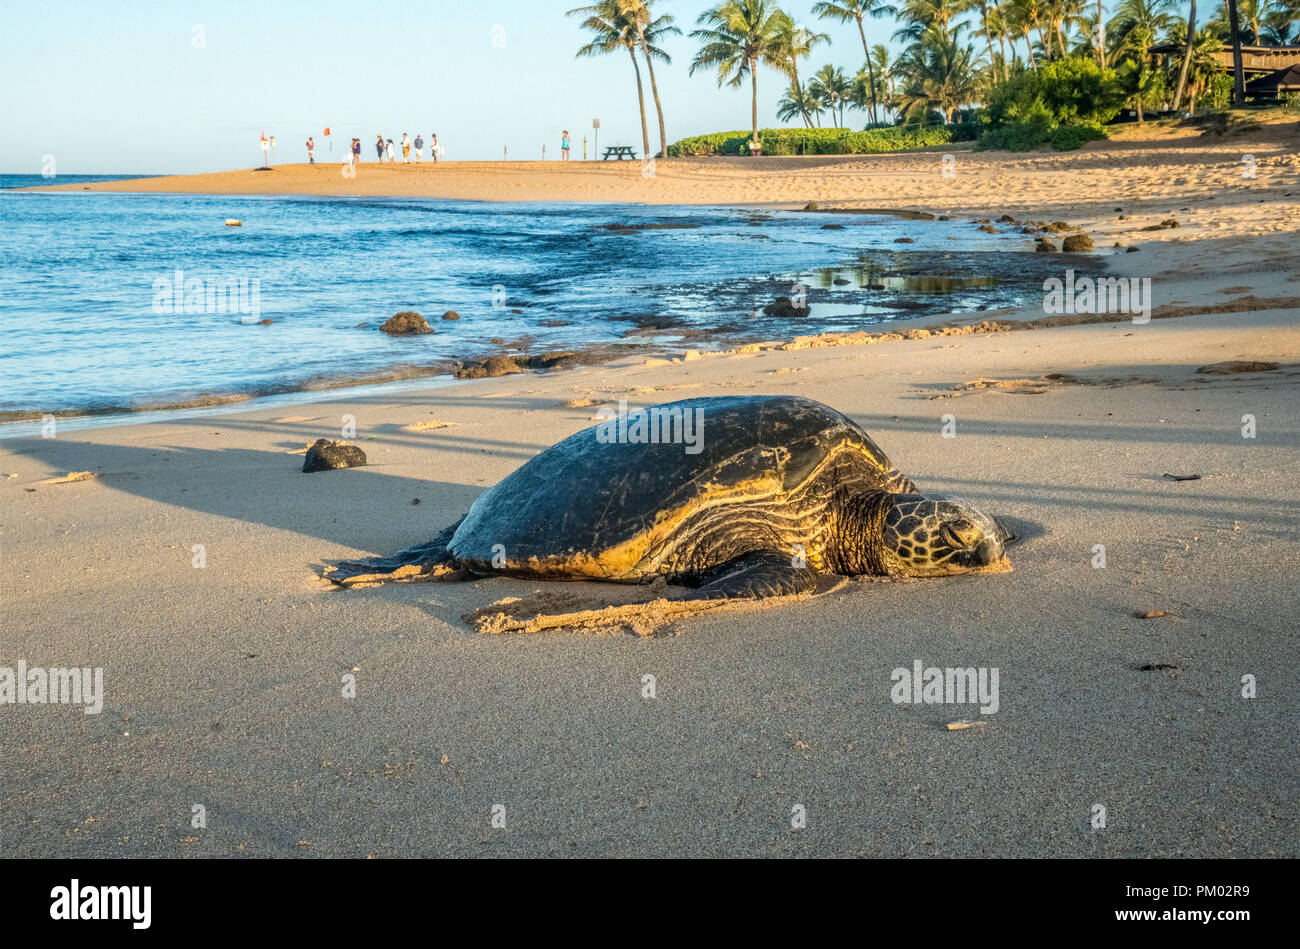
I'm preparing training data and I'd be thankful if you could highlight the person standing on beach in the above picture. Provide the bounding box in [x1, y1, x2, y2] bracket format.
[401, 132, 410, 162]
[386, 138, 395, 163]
[306, 136, 315, 164]
[376, 135, 385, 161]
[413, 134, 423, 162]
[351, 137, 361, 169]
[561, 130, 571, 161]
[430, 133, 439, 163]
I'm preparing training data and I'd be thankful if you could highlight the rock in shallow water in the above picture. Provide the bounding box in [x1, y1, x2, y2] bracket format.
[380, 312, 433, 335]
[302, 439, 367, 472]
[763, 297, 807, 318]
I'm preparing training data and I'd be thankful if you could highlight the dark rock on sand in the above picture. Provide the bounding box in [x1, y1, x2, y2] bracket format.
[454, 350, 589, 380]
[977, 224, 999, 233]
[1062, 234, 1094, 252]
[1196, 360, 1280, 374]
[804, 201, 820, 211]
[302, 439, 367, 473]
[1043, 221, 1072, 233]
[998, 214, 1017, 223]
[380, 312, 433, 335]
[1036, 238, 1058, 252]
[1126, 245, 1140, 252]
[456, 355, 524, 379]
[1142, 218, 1180, 231]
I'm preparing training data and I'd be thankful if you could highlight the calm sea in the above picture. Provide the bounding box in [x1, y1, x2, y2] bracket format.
[1, 178, 1059, 424]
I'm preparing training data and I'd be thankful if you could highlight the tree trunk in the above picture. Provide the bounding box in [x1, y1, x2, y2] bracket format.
[855, 14, 879, 125]
[628, 47, 650, 158]
[791, 62, 813, 128]
[1096, 0, 1105, 65]
[750, 56, 759, 147]
[992, 0, 1008, 81]
[1226, 0, 1246, 107]
[1171, 0, 1196, 111]
[633, 20, 667, 158]
[1024, 30, 1038, 69]
[980, 3, 998, 85]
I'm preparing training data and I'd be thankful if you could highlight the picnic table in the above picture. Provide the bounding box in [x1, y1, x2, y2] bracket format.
[602, 145, 638, 161]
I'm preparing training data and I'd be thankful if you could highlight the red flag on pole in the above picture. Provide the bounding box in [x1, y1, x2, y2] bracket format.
[323, 127, 330, 136]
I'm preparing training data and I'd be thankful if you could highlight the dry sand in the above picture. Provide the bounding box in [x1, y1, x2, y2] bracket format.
[5, 119, 1299, 857]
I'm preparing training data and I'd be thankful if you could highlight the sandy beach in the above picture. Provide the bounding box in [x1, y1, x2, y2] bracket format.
[6, 119, 1299, 857]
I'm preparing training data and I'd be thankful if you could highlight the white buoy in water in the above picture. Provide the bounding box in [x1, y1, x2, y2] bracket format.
[225, 219, 242, 227]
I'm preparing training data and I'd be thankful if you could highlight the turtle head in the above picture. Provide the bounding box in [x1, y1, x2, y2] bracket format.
[879, 494, 1006, 576]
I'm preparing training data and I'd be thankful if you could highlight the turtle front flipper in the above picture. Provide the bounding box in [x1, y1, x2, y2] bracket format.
[323, 518, 467, 587]
[683, 550, 818, 601]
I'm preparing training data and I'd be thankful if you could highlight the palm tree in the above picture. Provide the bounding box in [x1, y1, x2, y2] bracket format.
[690, 0, 792, 150]
[1172, 0, 1197, 111]
[1225, 0, 1245, 105]
[1005, 0, 1044, 68]
[773, 19, 832, 128]
[871, 43, 895, 98]
[1111, 0, 1176, 58]
[779, 83, 828, 126]
[811, 1, 894, 124]
[1260, 5, 1299, 43]
[1166, 23, 1227, 107]
[810, 64, 854, 125]
[1116, 56, 1158, 120]
[894, 22, 981, 123]
[974, 0, 1004, 79]
[569, 1, 656, 158]
[615, 1, 679, 158]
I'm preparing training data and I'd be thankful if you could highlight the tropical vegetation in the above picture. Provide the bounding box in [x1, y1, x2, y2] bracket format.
[567, 0, 1300, 156]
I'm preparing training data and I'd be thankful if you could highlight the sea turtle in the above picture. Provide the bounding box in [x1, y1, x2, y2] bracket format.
[325, 395, 1009, 598]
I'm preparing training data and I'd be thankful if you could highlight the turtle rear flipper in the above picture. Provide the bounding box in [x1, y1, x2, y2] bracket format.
[684, 550, 818, 601]
[323, 518, 467, 586]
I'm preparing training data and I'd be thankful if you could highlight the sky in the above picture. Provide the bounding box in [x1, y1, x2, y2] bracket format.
[0, 0, 1139, 175]
[0, 0, 914, 174]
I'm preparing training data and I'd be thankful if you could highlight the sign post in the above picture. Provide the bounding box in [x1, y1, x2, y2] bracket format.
[593, 118, 600, 160]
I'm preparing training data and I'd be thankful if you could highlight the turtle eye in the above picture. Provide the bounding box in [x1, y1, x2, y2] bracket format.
[941, 520, 977, 548]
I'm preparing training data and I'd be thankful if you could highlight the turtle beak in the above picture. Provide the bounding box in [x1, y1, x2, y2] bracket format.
[976, 537, 1002, 565]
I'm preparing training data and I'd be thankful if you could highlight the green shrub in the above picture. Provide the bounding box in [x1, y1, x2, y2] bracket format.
[975, 102, 1057, 151]
[1049, 124, 1107, 150]
[982, 57, 1123, 131]
[667, 125, 956, 157]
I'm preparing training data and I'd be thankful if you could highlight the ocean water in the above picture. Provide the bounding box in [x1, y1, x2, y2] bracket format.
[1, 184, 1063, 420]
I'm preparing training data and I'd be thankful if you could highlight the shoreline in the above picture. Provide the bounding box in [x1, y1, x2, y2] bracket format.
[6, 283, 1296, 436]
